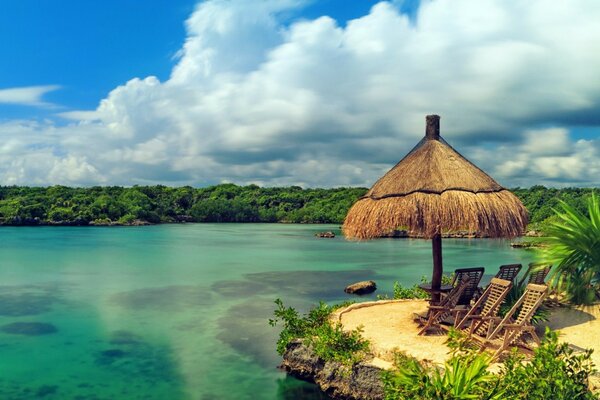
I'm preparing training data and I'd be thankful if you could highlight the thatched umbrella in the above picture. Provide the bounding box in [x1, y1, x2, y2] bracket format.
[343, 115, 528, 302]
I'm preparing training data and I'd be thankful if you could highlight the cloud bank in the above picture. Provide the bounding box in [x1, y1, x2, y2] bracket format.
[1, 0, 600, 187]
[0, 85, 60, 106]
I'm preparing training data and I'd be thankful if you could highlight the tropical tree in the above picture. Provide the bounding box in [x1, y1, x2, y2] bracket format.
[545, 193, 600, 305]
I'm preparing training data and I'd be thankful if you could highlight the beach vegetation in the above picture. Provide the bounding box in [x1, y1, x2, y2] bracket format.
[544, 193, 600, 305]
[378, 275, 453, 300]
[382, 328, 597, 400]
[269, 299, 369, 365]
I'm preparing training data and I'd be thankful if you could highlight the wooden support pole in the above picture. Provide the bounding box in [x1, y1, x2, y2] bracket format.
[431, 233, 443, 303]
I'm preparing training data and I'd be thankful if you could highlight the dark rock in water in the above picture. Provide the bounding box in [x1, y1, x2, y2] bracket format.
[35, 385, 58, 397]
[315, 231, 335, 238]
[281, 340, 384, 400]
[211, 280, 270, 297]
[109, 330, 143, 346]
[0, 285, 60, 317]
[344, 281, 377, 295]
[110, 285, 212, 312]
[100, 349, 128, 358]
[35, 385, 58, 398]
[1, 322, 57, 336]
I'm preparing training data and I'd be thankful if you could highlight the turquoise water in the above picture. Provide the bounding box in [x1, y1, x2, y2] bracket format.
[0, 224, 537, 399]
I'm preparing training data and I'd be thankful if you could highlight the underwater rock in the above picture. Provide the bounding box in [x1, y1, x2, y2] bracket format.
[1, 322, 57, 336]
[110, 285, 212, 312]
[35, 385, 58, 397]
[0, 285, 60, 317]
[109, 330, 143, 346]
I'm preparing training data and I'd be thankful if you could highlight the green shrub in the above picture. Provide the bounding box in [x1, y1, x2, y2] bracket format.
[382, 330, 498, 400]
[269, 299, 368, 365]
[378, 275, 453, 300]
[544, 193, 600, 305]
[497, 329, 597, 400]
[382, 329, 598, 400]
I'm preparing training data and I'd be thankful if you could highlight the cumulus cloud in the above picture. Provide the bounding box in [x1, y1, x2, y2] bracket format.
[2, 0, 600, 187]
[0, 85, 60, 106]
[477, 128, 600, 187]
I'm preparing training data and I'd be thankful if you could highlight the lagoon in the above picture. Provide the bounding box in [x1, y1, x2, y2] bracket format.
[0, 224, 536, 399]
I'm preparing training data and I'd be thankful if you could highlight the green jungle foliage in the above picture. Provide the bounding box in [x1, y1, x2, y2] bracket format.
[382, 328, 598, 400]
[0, 184, 366, 225]
[269, 299, 369, 365]
[544, 194, 600, 305]
[0, 184, 595, 226]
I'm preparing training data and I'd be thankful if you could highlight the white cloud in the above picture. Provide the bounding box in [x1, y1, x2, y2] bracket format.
[0, 85, 60, 106]
[479, 129, 600, 187]
[2, 0, 600, 187]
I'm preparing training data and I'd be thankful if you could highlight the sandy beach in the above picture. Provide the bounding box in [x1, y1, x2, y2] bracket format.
[333, 299, 600, 369]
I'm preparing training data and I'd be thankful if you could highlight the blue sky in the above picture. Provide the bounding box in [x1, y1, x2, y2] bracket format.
[0, 0, 599, 187]
[1, 0, 401, 119]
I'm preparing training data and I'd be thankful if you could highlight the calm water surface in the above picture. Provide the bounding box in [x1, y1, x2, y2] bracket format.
[0, 224, 537, 399]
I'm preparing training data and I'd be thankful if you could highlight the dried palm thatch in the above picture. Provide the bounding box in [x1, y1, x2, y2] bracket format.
[343, 115, 528, 240]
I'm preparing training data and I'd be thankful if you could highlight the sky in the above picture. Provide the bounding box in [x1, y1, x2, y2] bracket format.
[0, 0, 599, 188]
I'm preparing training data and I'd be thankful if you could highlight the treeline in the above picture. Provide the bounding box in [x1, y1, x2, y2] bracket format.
[512, 185, 597, 232]
[0, 184, 366, 225]
[0, 184, 596, 227]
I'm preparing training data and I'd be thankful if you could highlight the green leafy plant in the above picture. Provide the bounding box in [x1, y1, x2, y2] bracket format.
[269, 299, 368, 365]
[382, 329, 598, 400]
[382, 331, 498, 399]
[544, 193, 600, 305]
[378, 275, 454, 300]
[497, 328, 598, 399]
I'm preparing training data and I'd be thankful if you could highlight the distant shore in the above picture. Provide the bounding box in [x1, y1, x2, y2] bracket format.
[0, 184, 595, 232]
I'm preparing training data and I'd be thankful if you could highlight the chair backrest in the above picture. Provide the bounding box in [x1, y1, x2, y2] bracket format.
[489, 283, 548, 341]
[518, 263, 552, 287]
[496, 264, 522, 283]
[443, 276, 471, 309]
[452, 267, 485, 305]
[420, 277, 471, 334]
[456, 278, 512, 336]
[527, 264, 552, 285]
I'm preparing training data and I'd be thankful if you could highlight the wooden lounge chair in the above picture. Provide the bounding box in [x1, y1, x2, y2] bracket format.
[417, 277, 471, 335]
[495, 264, 522, 283]
[454, 278, 513, 339]
[452, 267, 485, 306]
[484, 283, 548, 360]
[517, 263, 552, 287]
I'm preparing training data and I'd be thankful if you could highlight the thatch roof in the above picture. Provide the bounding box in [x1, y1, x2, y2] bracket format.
[343, 115, 528, 240]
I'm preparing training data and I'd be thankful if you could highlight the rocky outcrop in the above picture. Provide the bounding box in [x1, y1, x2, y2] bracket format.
[344, 281, 377, 295]
[316, 231, 336, 238]
[281, 340, 384, 400]
[382, 230, 485, 238]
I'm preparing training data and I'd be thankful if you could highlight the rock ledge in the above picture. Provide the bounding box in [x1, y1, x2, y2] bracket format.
[281, 340, 384, 400]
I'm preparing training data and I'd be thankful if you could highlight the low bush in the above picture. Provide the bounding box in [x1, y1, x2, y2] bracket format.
[382, 328, 598, 400]
[378, 275, 454, 300]
[269, 299, 369, 365]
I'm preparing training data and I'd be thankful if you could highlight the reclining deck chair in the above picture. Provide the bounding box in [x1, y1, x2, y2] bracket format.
[417, 277, 471, 335]
[454, 278, 513, 340]
[484, 283, 548, 360]
[452, 267, 485, 306]
[496, 264, 522, 283]
[518, 263, 552, 287]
